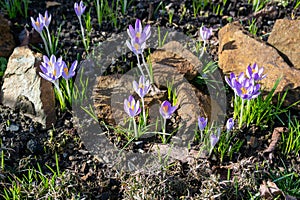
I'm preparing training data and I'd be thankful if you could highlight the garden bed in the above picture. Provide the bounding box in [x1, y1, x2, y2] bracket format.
[0, 0, 300, 199]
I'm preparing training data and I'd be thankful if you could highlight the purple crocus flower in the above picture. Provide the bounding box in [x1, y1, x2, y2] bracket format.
[62, 60, 78, 80]
[127, 19, 151, 43]
[124, 95, 141, 117]
[210, 128, 221, 148]
[39, 55, 63, 84]
[126, 39, 146, 55]
[198, 117, 208, 131]
[225, 72, 246, 90]
[133, 75, 150, 98]
[246, 63, 266, 81]
[235, 79, 260, 100]
[39, 11, 51, 27]
[74, 1, 86, 17]
[159, 100, 177, 119]
[31, 16, 45, 33]
[226, 118, 234, 132]
[200, 26, 213, 41]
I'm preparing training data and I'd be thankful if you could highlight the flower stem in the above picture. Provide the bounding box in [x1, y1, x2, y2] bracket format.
[141, 97, 146, 125]
[78, 17, 88, 52]
[246, 100, 251, 126]
[162, 117, 166, 144]
[132, 117, 138, 139]
[54, 81, 66, 111]
[45, 26, 53, 54]
[136, 55, 145, 77]
[141, 53, 152, 83]
[239, 98, 244, 128]
[66, 80, 72, 105]
[200, 41, 206, 58]
[40, 32, 50, 56]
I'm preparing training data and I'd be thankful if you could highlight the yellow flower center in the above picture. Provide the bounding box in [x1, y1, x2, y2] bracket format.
[136, 32, 141, 38]
[35, 21, 40, 27]
[53, 69, 56, 77]
[134, 43, 140, 51]
[241, 87, 247, 95]
[48, 61, 53, 67]
[64, 67, 69, 76]
[139, 83, 144, 89]
[163, 105, 168, 113]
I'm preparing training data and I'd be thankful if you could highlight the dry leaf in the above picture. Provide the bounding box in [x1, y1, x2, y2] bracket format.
[46, 1, 61, 8]
[267, 181, 282, 196]
[260, 181, 272, 199]
[263, 127, 288, 153]
[260, 180, 284, 199]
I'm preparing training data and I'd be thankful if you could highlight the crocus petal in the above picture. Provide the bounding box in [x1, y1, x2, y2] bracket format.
[210, 134, 219, 148]
[126, 40, 134, 52]
[135, 19, 142, 34]
[143, 24, 151, 40]
[198, 117, 208, 131]
[128, 25, 135, 39]
[226, 118, 234, 131]
[159, 100, 177, 119]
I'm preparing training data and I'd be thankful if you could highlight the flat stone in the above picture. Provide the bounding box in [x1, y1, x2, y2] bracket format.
[1, 46, 56, 129]
[268, 19, 300, 70]
[218, 22, 300, 95]
[0, 15, 15, 58]
[150, 41, 203, 80]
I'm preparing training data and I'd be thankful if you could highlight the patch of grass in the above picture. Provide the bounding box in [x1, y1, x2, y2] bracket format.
[166, 80, 178, 106]
[248, 18, 258, 36]
[194, 61, 220, 89]
[216, 129, 244, 163]
[94, 0, 120, 29]
[0, 0, 29, 19]
[0, 57, 7, 77]
[157, 26, 169, 48]
[280, 113, 300, 156]
[192, 0, 209, 18]
[1, 153, 76, 199]
[248, 0, 271, 12]
[234, 78, 296, 129]
[270, 160, 300, 198]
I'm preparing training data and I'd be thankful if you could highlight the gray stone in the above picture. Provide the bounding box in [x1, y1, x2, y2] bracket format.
[1, 46, 56, 129]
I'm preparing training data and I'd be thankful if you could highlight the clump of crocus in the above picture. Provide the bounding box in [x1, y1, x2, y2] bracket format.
[133, 75, 150, 123]
[31, 11, 54, 56]
[199, 25, 212, 58]
[225, 63, 265, 128]
[39, 54, 77, 110]
[126, 19, 152, 83]
[159, 100, 177, 143]
[74, 1, 88, 52]
[124, 95, 141, 138]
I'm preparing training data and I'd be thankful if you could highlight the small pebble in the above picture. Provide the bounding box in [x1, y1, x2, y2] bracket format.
[9, 124, 20, 132]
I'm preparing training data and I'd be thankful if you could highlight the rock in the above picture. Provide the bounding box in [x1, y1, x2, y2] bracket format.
[0, 15, 15, 58]
[1, 46, 56, 129]
[218, 22, 300, 96]
[268, 19, 300, 70]
[150, 41, 203, 80]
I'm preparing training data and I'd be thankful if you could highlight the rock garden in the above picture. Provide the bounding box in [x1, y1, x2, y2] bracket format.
[0, 0, 300, 199]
